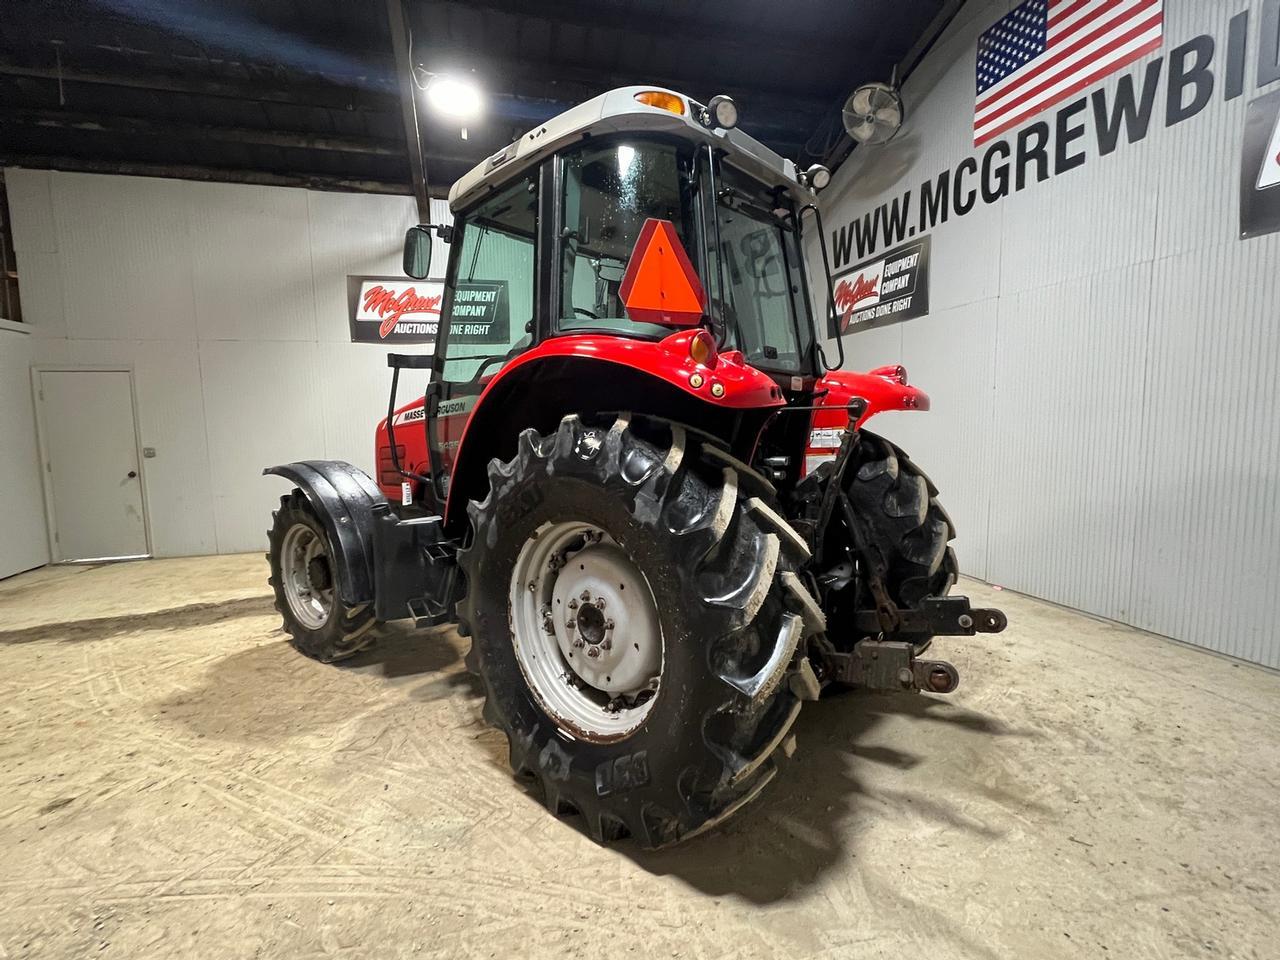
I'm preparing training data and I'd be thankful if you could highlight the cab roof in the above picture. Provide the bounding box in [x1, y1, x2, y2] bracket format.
[448, 85, 810, 212]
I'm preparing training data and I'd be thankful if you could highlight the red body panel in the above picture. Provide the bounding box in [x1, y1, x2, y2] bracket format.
[375, 399, 431, 498]
[803, 366, 931, 474]
[374, 328, 787, 503]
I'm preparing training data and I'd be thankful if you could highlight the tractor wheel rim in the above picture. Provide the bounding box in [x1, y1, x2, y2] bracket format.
[509, 521, 663, 742]
[281, 523, 334, 631]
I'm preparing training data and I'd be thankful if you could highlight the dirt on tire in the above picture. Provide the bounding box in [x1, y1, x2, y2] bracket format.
[456, 413, 823, 847]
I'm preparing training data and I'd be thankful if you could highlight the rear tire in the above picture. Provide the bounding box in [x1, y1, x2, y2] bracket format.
[816, 431, 959, 651]
[267, 490, 379, 663]
[457, 415, 822, 847]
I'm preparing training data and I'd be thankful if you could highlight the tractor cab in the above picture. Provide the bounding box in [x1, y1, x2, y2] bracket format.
[388, 87, 841, 516]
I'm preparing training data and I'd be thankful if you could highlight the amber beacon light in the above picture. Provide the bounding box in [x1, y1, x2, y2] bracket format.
[633, 90, 686, 115]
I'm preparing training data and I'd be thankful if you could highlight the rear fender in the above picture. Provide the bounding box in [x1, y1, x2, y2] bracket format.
[442, 330, 786, 532]
[263, 460, 387, 606]
[806, 367, 930, 473]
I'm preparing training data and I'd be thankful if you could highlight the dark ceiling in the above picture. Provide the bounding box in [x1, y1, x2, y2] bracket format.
[0, 0, 959, 199]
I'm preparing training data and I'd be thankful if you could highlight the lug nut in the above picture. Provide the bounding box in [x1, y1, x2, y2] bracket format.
[602, 639, 612, 651]
[595, 597, 606, 609]
[566, 618, 576, 630]
[587, 647, 600, 659]
[568, 599, 578, 610]
[580, 590, 591, 601]
[605, 619, 615, 630]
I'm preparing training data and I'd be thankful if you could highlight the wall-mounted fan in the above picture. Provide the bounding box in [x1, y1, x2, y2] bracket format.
[842, 80, 905, 146]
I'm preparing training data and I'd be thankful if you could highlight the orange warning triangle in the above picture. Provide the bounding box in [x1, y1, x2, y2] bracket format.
[619, 218, 707, 326]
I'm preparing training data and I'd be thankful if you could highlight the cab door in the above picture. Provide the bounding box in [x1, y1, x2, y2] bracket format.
[427, 169, 544, 501]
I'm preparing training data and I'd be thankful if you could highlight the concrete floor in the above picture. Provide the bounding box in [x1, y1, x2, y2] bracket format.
[0, 556, 1277, 959]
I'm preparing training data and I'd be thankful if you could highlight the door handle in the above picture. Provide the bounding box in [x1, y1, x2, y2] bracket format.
[127, 470, 138, 479]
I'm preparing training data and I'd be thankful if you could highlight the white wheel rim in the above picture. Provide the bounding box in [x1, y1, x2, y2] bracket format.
[509, 521, 663, 742]
[281, 523, 334, 630]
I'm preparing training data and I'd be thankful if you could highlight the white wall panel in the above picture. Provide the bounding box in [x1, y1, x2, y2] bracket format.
[0, 329, 50, 578]
[199, 339, 327, 554]
[1133, 235, 1280, 665]
[5, 169, 57, 254]
[1152, 0, 1256, 259]
[50, 173, 197, 341]
[987, 263, 1153, 621]
[818, 0, 1280, 666]
[9, 248, 66, 339]
[997, 155, 1160, 295]
[189, 182, 317, 342]
[7, 169, 66, 339]
[840, 321, 902, 370]
[6, 168, 452, 561]
[307, 191, 417, 343]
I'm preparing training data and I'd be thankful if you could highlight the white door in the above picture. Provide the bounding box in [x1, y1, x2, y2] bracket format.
[37, 369, 149, 561]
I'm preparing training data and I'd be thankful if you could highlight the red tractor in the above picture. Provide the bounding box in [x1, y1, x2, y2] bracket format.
[266, 87, 1005, 846]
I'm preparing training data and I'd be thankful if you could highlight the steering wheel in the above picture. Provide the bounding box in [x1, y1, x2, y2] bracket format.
[573, 306, 600, 320]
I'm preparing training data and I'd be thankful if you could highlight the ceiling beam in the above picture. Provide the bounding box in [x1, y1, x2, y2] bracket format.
[0, 107, 406, 156]
[384, 0, 431, 222]
[429, 0, 854, 69]
[0, 58, 397, 111]
[0, 152, 416, 196]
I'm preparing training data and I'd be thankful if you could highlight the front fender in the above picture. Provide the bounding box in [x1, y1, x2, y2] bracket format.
[263, 460, 387, 606]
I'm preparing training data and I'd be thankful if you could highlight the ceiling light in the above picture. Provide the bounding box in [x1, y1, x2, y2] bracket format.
[425, 75, 482, 119]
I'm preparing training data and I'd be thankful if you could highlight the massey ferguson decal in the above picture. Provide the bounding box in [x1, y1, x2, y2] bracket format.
[1241, 88, 1280, 239]
[348, 278, 510, 345]
[829, 236, 931, 336]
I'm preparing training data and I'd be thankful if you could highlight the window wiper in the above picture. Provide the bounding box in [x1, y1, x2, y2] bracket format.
[716, 187, 792, 228]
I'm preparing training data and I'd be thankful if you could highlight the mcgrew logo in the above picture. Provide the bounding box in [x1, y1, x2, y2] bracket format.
[361, 285, 443, 338]
[834, 273, 881, 329]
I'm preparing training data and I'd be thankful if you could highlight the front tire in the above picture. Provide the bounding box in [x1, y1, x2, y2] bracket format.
[458, 415, 822, 847]
[267, 490, 379, 662]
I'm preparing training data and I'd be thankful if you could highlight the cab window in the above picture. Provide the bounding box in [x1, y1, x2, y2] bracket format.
[558, 139, 701, 337]
[438, 174, 538, 384]
[710, 165, 807, 373]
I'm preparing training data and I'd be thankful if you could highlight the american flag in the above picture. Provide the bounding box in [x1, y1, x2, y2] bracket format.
[974, 0, 1164, 147]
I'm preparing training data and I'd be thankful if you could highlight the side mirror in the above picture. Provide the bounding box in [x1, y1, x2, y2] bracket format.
[403, 225, 433, 280]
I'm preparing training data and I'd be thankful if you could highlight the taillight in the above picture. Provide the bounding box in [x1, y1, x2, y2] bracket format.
[870, 364, 908, 385]
[689, 329, 718, 367]
[634, 90, 686, 116]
